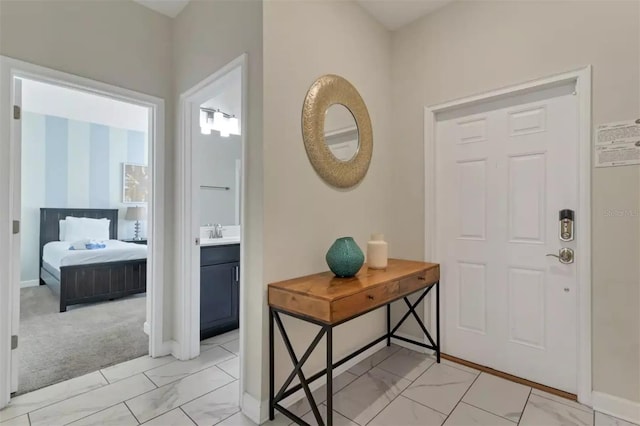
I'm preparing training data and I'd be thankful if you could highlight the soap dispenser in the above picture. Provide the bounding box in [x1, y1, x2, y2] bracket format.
[367, 233, 388, 270]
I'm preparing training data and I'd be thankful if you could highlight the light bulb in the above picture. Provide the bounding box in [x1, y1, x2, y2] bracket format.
[211, 111, 225, 131]
[228, 116, 240, 135]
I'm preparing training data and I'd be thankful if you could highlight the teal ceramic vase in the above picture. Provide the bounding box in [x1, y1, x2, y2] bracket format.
[325, 237, 365, 278]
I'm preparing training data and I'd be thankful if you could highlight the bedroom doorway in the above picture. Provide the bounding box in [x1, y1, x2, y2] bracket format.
[16, 78, 153, 395]
[0, 56, 166, 404]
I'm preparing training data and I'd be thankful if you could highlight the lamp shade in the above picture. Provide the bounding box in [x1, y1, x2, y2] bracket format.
[125, 206, 146, 221]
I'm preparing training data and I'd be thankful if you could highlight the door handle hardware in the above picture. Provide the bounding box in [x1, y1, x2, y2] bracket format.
[234, 266, 239, 283]
[546, 247, 574, 264]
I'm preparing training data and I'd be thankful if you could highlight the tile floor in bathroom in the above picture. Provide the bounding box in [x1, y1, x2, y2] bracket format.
[0, 330, 636, 426]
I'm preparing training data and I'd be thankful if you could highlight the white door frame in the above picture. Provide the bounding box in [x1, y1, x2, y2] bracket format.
[176, 53, 247, 396]
[0, 55, 167, 408]
[424, 66, 592, 405]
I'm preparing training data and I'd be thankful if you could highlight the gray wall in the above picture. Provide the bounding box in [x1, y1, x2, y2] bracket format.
[390, 0, 640, 403]
[0, 0, 176, 339]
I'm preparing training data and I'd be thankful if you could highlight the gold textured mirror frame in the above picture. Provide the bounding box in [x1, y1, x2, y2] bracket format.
[302, 75, 373, 188]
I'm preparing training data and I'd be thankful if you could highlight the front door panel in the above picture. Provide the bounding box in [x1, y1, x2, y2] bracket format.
[436, 83, 579, 392]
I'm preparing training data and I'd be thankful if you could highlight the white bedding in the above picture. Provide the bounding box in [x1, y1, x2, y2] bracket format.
[43, 240, 147, 271]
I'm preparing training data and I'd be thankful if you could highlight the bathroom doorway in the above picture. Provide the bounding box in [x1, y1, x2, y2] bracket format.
[177, 55, 247, 399]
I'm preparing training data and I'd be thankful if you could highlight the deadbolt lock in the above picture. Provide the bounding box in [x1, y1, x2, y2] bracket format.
[559, 209, 574, 242]
[546, 247, 574, 264]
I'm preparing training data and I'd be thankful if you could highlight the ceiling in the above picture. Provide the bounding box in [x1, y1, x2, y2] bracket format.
[132, 0, 189, 18]
[356, 0, 453, 30]
[133, 0, 453, 30]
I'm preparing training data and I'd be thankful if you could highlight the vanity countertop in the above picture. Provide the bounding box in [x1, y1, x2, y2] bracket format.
[201, 237, 240, 247]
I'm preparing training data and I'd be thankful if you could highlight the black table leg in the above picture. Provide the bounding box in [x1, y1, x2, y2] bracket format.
[326, 326, 333, 426]
[273, 311, 325, 426]
[269, 307, 275, 420]
[268, 280, 441, 425]
[386, 304, 391, 346]
[436, 280, 440, 363]
[387, 284, 440, 361]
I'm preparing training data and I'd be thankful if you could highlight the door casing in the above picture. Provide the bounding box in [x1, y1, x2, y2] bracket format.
[176, 53, 248, 412]
[0, 55, 168, 408]
[424, 67, 592, 405]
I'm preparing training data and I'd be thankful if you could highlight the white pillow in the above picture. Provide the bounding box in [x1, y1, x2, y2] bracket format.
[63, 216, 110, 242]
[59, 220, 66, 241]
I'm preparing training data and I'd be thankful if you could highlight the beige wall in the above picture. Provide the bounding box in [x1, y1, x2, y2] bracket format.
[0, 0, 177, 339]
[262, 0, 392, 403]
[172, 0, 264, 401]
[390, 0, 640, 402]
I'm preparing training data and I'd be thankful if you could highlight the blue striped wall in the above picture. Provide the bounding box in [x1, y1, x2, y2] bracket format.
[20, 111, 148, 282]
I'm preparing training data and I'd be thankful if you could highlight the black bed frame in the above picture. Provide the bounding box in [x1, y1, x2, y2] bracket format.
[39, 208, 147, 312]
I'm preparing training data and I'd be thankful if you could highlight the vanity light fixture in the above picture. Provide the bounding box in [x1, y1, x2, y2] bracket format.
[199, 107, 241, 137]
[228, 116, 240, 136]
[199, 109, 208, 128]
[211, 110, 225, 131]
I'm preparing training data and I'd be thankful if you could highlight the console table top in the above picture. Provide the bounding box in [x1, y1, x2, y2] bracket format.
[268, 259, 439, 324]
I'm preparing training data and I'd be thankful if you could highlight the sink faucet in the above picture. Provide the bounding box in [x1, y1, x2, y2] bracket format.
[213, 224, 223, 239]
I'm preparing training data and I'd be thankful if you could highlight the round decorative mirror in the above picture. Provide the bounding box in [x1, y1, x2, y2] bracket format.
[302, 75, 372, 188]
[324, 104, 359, 162]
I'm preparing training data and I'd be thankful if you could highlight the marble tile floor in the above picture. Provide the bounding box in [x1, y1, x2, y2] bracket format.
[1, 334, 637, 426]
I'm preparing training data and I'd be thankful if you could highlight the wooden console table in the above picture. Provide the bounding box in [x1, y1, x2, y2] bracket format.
[268, 259, 440, 426]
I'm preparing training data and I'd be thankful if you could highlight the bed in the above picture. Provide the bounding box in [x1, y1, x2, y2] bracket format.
[39, 208, 147, 312]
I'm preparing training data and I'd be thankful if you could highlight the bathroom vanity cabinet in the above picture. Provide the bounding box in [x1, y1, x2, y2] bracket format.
[200, 244, 240, 340]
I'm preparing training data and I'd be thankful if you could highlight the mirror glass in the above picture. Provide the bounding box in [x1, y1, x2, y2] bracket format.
[323, 104, 359, 162]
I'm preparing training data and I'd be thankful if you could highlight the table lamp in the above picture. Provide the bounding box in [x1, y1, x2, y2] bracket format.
[125, 206, 146, 240]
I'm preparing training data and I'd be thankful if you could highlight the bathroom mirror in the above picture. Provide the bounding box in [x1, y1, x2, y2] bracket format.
[302, 74, 372, 188]
[323, 104, 359, 162]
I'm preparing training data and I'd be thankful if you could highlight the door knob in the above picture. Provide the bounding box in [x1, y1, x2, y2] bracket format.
[546, 247, 574, 264]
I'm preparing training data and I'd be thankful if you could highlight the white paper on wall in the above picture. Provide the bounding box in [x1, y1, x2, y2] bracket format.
[595, 119, 640, 167]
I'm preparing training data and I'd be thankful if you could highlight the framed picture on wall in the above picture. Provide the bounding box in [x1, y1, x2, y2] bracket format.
[123, 163, 149, 203]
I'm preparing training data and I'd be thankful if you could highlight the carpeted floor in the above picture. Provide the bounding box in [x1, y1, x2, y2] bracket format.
[17, 286, 148, 395]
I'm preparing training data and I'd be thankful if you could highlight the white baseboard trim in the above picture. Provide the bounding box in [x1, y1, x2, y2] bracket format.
[169, 340, 185, 360]
[20, 280, 39, 288]
[241, 392, 263, 425]
[244, 340, 388, 424]
[150, 339, 174, 359]
[592, 391, 640, 425]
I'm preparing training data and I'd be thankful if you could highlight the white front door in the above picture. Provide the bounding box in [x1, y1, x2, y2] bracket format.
[436, 83, 579, 393]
